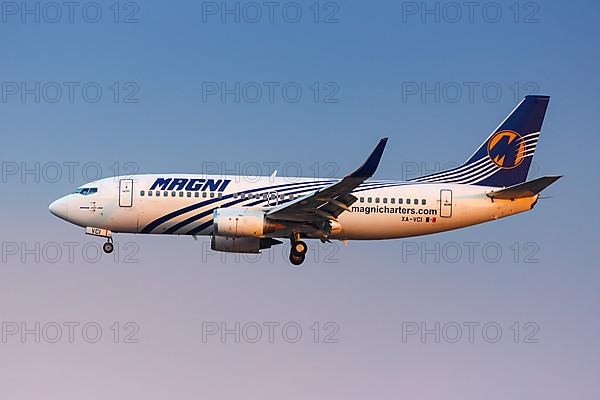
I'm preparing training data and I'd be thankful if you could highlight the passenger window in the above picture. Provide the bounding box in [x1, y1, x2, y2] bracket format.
[148, 191, 153, 197]
[367, 197, 372, 203]
[398, 198, 403, 204]
[406, 199, 411, 204]
[233, 193, 238, 199]
[375, 197, 380, 203]
[164, 191, 168, 197]
[360, 197, 364, 202]
[218, 192, 223, 198]
[195, 192, 199, 198]
[140, 190, 145, 196]
[171, 192, 176, 197]
[202, 192, 207, 198]
[210, 192, 215, 198]
[178, 192, 183, 197]
[414, 199, 418, 205]
[383, 198, 387, 204]
[279, 194, 285, 200]
[187, 192, 191, 197]
[390, 198, 395, 204]
[263, 194, 267, 200]
[156, 191, 160, 197]
[421, 199, 426, 205]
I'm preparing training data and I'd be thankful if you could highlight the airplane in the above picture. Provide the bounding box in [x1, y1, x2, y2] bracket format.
[49, 95, 560, 265]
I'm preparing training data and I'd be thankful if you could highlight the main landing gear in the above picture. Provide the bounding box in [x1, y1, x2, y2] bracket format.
[289, 232, 307, 266]
[103, 238, 114, 254]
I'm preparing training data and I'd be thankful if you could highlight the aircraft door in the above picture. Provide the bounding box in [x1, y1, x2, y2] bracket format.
[440, 189, 452, 218]
[119, 179, 133, 207]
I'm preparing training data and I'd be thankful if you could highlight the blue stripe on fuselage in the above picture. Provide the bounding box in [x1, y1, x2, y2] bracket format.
[141, 179, 335, 234]
[165, 181, 331, 234]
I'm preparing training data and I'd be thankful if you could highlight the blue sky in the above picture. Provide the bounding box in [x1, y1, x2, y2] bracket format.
[1, 1, 599, 399]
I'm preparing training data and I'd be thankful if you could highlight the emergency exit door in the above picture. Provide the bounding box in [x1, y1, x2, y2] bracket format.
[440, 189, 452, 218]
[119, 179, 133, 207]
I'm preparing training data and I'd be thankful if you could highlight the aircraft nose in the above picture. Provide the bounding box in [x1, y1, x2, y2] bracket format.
[49, 198, 69, 220]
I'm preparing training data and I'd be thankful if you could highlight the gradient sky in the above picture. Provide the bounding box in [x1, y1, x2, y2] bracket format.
[1, 1, 599, 399]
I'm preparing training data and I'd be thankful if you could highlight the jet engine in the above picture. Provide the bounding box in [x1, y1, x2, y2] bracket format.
[213, 208, 277, 237]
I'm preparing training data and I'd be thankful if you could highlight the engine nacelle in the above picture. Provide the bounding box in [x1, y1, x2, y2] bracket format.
[213, 208, 273, 237]
[211, 236, 280, 254]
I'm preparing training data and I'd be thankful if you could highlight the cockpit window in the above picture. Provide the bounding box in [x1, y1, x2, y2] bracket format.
[73, 187, 98, 195]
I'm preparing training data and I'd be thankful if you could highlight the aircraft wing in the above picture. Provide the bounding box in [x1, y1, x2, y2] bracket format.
[266, 138, 388, 223]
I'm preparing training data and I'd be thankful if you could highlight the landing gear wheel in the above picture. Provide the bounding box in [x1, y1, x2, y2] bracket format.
[289, 232, 307, 266]
[289, 252, 305, 266]
[103, 241, 114, 254]
[293, 240, 307, 255]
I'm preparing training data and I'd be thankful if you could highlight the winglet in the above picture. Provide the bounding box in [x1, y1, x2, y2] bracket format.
[348, 138, 388, 178]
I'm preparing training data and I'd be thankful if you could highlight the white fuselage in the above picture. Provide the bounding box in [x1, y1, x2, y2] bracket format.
[49, 174, 537, 240]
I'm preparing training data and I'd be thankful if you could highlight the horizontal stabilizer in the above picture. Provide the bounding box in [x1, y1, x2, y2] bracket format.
[486, 176, 561, 200]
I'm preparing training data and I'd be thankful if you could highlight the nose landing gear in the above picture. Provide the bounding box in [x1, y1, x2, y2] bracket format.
[85, 227, 114, 254]
[289, 232, 307, 266]
[103, 238, 114, 254]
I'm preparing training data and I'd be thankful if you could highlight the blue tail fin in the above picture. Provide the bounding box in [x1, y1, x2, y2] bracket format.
[411, 95, 550, 187]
